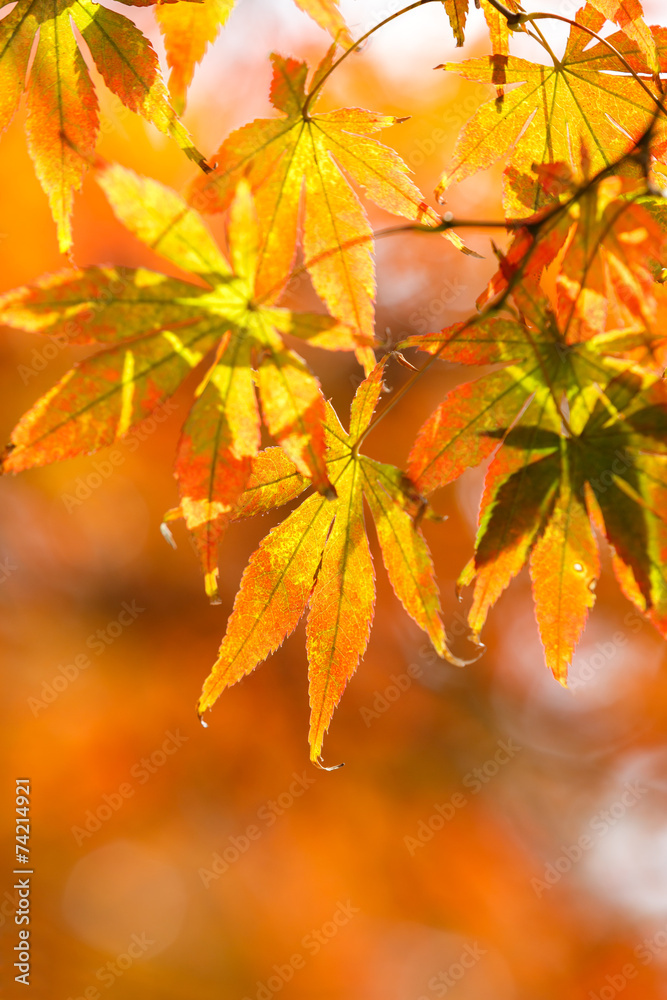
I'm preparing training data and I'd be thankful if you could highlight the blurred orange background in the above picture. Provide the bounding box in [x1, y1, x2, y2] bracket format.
[2, 1, 667, 998]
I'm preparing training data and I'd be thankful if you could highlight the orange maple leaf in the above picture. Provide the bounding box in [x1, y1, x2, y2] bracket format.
[190, 49, 470, 351]
[0, 0, 206, 252]
[198, 357, 465, 762]
[438, 3, 666, 218]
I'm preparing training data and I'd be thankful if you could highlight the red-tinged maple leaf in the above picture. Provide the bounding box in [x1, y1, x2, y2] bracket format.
[477, 172, 667, 342]
[399, 280, 667, 681]
[157, 0, 352, 112]
[569, 20, 667, 80]
[189, 49, 471, 351]
[528, 473, 601, 685]
[0, 166, 370, 601]
[198, 357, 466, 763]
[0, 0, 207, 253]
[587, 0, 658, 74]
[437, 3, 666, 219]
[549, 182, 667, 341]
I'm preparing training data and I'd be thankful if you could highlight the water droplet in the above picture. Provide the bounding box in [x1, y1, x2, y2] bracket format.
[314, 756, 345, 771]
[573, 562, 584, 572]
[197, 710, 208, 729]
[442, 211, 454, 223]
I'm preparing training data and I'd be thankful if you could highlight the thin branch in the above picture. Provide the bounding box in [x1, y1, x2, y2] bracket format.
[350, 129, 661, 451]
[256, 120, 657, 309]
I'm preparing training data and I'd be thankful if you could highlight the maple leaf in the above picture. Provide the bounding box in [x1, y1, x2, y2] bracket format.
[292, 0, 352, 43]
[573, 375, 667, 635]
[190, 50, 470, 353]
[437, 2, 666, 218]
[543, 182, 666, 340]
[442, 0, 469, 47]
[0, 167, 367, 600]
[0, 0, 207, 253]
[399, 278, 667, 681]
[441, 0, 522, 54]
[157, 0, 352, 112]
[198, 357, 465, 763]
[573, 19, 667, 79]
[587, 0, 658, 74]
[156, 0, 235, 115]
[478, 171, 667, 342]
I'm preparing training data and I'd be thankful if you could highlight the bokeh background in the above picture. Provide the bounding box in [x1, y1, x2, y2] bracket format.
[3, 1, 667, 997]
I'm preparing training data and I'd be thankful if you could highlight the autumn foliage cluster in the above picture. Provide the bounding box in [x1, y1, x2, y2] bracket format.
[2, 0, 667, 762]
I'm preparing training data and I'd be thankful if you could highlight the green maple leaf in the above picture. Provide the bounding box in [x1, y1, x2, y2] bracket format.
[400, 276, 667, 681]
[0, 166, 366, 600]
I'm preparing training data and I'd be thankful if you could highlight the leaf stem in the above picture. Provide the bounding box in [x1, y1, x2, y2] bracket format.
[351, 340, 452, 455]
[528, 18, 561, 67]
[302, 0, 440, 118]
